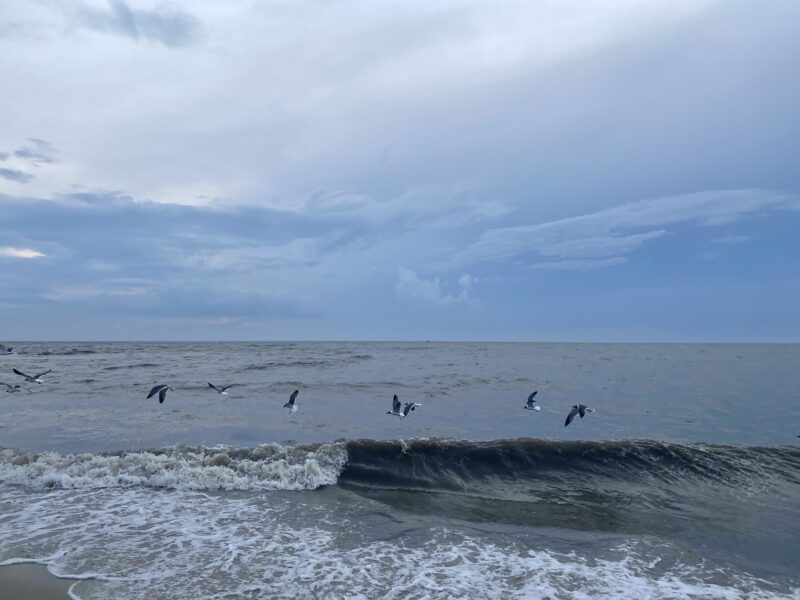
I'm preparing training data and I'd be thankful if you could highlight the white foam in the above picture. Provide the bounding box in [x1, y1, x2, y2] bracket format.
[0, 443, 347, 491]
[0, 485, 795, 600]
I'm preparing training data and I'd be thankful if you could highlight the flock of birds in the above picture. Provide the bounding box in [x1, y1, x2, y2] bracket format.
[1, 344, 596, 427]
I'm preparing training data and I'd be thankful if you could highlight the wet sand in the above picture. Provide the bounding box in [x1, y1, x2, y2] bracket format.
[0, 563, 76, 600]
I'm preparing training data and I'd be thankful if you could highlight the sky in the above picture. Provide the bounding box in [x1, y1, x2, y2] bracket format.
[1, 0, 799, 341]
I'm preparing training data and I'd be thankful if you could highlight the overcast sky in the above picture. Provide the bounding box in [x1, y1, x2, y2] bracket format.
[1, 0, 799, 341]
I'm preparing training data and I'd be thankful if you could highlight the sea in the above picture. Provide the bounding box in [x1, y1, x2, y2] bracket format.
[0, 342, 798, 599]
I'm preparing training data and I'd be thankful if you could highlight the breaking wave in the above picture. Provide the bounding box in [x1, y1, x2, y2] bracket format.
[2, 438, 799, 499]
[0, 442, 347, 492]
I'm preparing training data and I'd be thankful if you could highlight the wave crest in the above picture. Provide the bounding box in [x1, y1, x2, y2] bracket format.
[0, 442, 348, 491]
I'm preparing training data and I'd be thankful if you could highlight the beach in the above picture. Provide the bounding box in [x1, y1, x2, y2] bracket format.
[0, 563, 76, 600]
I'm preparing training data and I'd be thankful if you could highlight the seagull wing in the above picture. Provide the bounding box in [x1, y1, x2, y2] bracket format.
[565, 406, 579, 427]
[392, 394, 401, 413]
[13, 368, 31, 379]
[578, 404, 587, 418]
[221, 385, 235, 392]
[528, 391, 538, 402]
[35, 369, 52, 379]
[290, 389, 299, 405]
[147, 384, 166, 399]
[208, 383, 221, 393]
[404, 402, 421, 416]
[158, 387, 169, 404]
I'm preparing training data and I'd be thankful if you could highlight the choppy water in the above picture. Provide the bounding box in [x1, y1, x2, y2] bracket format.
[0, 342, 799, 598]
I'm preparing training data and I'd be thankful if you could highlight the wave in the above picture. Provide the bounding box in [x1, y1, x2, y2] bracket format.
[338, 438, 800, 502]
[102, 362, 160, 371]
[0, 442, 347, 492]
[37, 348, 98, 356]
[242, 355, 373, 370]
[2, 438, 799, 498]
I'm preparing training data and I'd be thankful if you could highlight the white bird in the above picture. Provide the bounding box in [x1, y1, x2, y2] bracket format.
[13, 368, 51, 383]
[1, 382, 31, 393]
[565, 404, 594, 427]
[402, 402, 421, 418]
[0, 345, 15, 355]
[524, 390, 540, 411]
[386, 394, 404, 418]
[146, 384, 173, 404]
[208, 383, 235, 395]
[284, 389, 299, 413]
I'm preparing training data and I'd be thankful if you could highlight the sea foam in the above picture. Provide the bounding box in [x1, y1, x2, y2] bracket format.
[0, 442, 347, 491]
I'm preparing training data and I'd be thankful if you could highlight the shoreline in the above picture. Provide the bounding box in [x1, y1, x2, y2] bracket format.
[0, 563, 78, 600]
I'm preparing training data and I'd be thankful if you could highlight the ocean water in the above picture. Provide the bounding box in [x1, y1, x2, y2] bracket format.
[0, 342, 798, 599]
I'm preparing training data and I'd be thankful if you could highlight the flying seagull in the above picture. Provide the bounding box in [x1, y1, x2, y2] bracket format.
[1, 382, 31, 394]
[284, 389, 299, 413]
[208, 383, 235, 395]
[524, 390, 540, 411]
[13, 368, 51, 384]
[387, 394, 404, 418]
[0, 345, 15, 355]
[564, 404, 594, 427]
[147, 384, 173, 404]
[403, 401, 421, 418]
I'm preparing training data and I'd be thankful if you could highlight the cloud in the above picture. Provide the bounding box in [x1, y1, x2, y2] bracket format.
[40, 279, 308, 319]
[396, 267, 474, 306]
[530, 257, 628, 271]
[0, 138, 57, 184]
[458, 189, 798, 269]
[13, 138, 56, 165]
[0, 168, 33, 183]
[77, 0, 200, 47]
[712, 234, 753, 245]
[0, 246, 45, 258]
[458, 274, 475, 288]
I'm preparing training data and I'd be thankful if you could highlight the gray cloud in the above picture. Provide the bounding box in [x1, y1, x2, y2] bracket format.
[457, 189, 799, 269]
[13, 138, 56, 165]
[0, 190, 389, 323]
[395, 268, 475, 307]
[78, 0, 200, 47]
[0, 168, 33, 183]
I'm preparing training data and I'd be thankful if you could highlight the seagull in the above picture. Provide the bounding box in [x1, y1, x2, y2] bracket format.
[284, 389, 299, 414]
[0, 345, 15, 355]
[564, 404, 594, 427]
[524, 390, 540, 411]
[13, 368, 51, 384]
[403, 401, 421, 418]
[146, 384, 173, 404]
[208, 383, 235, 396]
[1, 382, 31, 394]
[387, 394, 404, 418]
